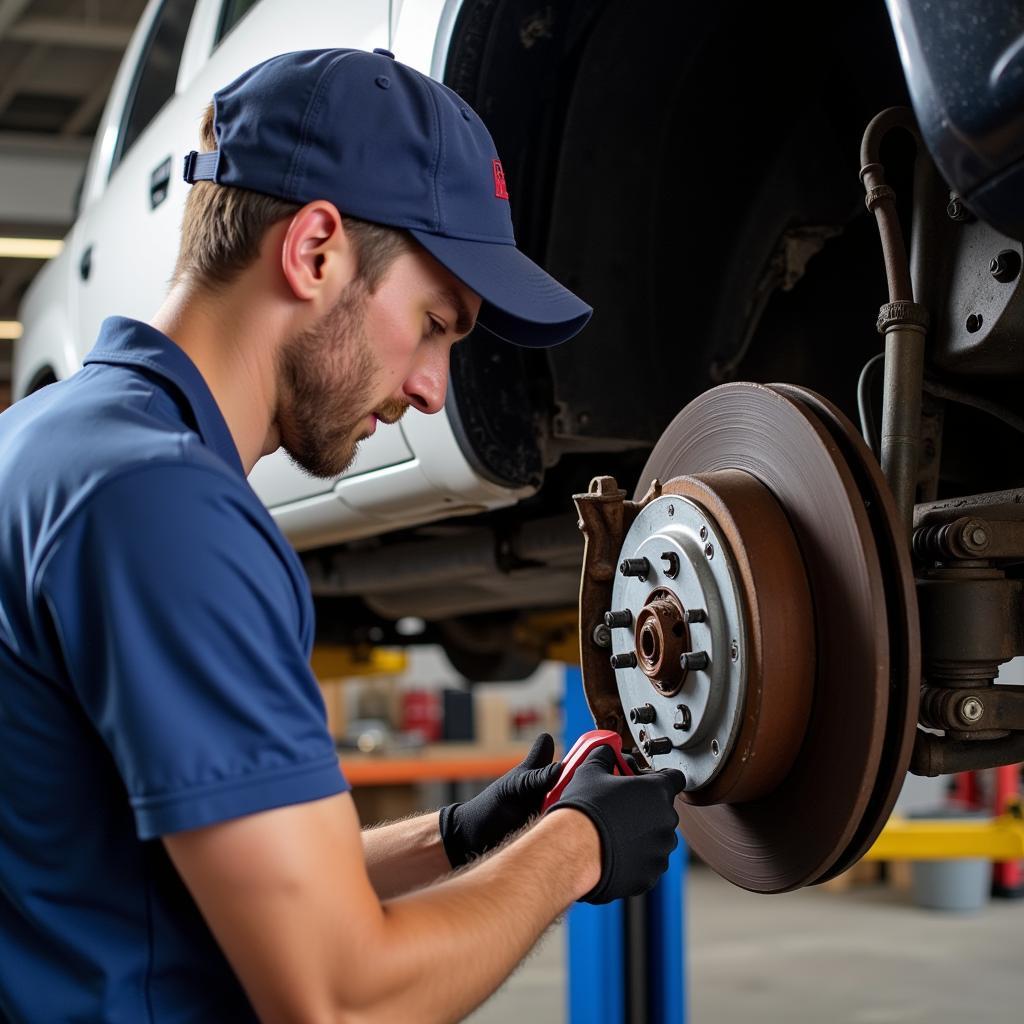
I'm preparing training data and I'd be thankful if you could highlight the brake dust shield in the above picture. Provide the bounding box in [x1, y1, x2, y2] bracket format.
[574, 383, 919, 893]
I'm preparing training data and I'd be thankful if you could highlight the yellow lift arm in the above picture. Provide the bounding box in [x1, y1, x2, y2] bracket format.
[865, 807, 1024, 861]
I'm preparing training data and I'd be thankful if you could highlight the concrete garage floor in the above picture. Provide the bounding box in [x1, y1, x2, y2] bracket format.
[468, 863, 1022, 1023]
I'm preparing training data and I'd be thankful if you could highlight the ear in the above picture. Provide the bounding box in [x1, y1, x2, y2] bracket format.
[279, 200, 358, 305]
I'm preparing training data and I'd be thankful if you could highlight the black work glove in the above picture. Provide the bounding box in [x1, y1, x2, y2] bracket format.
[548, 745, 685, 904]
[439, 733, 562, 866]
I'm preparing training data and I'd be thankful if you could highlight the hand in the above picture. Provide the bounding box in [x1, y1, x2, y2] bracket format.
[547, 745, 685, 904]
[439, 733, 562, 866]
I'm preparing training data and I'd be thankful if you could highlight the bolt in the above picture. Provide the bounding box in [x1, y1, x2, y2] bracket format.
[592, 623, 612, 648]
[620, 557, 650, 579]
[989, 249, 1021, 283]
[958, 696, 984, 724]
[730, 639, 739, 662]
[685, 608, 707, 624]
[680, 650, 710, 671]
[704, 543, 715, 560]
[946, 195, 970, 222]
[610, 651, 638, 670]
[673, 705, 692, 731]
[960, 519, 989, 553]
[604, 609, 633, 629]
[642, 736, 673, 757]
[667, 504, 675, 516]
[630, 703, 657, 724]
[660, 551, 680, 578]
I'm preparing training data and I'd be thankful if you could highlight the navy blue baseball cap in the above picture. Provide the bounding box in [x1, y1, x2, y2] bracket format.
[183, 48, 592, 347]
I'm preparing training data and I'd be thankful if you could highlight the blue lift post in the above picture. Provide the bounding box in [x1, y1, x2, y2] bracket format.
[563, 665, 687, 1024]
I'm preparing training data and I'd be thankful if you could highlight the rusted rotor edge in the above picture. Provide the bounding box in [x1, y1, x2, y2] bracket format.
[770, 385, 921, 884]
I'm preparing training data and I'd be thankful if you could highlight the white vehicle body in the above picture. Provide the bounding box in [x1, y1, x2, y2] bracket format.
[14, 0, 529, 551]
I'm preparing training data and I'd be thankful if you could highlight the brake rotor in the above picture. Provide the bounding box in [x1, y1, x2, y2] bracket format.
[582, 382, 919, 893]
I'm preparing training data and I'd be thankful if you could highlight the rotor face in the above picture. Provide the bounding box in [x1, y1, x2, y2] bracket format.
[616, 382, 916, 893]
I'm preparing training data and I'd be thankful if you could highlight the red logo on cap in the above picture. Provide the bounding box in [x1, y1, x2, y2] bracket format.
[493, 160, 509, 200]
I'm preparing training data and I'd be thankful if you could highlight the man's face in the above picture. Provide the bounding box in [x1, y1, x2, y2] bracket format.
[275, 248, 480, 479]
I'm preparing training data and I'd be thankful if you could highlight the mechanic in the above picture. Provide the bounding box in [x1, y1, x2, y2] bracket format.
[0, 49, 684, 1022]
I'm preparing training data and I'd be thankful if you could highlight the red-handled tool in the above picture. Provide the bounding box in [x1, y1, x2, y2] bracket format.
[542, 729, 634, 813]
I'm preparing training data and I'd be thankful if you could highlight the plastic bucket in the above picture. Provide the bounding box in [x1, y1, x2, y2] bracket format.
[910, 808, 992, 912]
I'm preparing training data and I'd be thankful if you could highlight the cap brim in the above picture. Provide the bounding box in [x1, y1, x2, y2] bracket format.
[409, 229, 592, 348]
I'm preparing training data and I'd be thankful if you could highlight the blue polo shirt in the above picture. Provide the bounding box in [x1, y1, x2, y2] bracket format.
[0, 317, 349, 1021]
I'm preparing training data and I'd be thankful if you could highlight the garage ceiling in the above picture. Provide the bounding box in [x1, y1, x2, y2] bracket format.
[0, 0, 146, 408]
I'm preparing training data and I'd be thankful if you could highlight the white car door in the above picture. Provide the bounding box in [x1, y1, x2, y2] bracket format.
[72, 0, 201, 361]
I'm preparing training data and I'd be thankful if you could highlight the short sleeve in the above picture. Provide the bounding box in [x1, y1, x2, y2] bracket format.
[35, 462, 348, 840]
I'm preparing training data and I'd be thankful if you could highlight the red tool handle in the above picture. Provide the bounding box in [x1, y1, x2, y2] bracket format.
[542, 729, 634, 813]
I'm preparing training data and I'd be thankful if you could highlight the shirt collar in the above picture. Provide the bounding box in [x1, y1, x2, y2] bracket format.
[84, 316, 244, 476]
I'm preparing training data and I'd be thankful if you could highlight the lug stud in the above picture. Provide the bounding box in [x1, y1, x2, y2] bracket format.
[610, 651, 638, 669]
[685, 608, 706, 624]
[619, 557, 650, 579]
[604, 609, 633, 629]
[629, 703, 656, 725]
[642, 736, 673, 757]
[680, 651, 709, 671]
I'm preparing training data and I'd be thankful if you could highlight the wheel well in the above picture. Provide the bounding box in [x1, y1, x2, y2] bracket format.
[27, 367, 58, 395]
[444, 0, 911, 499]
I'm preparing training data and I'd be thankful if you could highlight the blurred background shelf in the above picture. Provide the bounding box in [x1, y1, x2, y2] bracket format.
[341, 742, 532, 787]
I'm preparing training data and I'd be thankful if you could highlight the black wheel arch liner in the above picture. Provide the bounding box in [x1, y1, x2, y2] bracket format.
[439, 1, 910, 493]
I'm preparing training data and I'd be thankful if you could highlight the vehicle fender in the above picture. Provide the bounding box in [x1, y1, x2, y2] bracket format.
[13, 247, 78, 399]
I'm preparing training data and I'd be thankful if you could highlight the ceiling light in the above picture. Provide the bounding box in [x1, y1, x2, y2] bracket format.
[0, 238, 63, 259]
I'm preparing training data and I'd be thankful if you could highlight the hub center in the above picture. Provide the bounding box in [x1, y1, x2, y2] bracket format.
[634, 590, 689, 694]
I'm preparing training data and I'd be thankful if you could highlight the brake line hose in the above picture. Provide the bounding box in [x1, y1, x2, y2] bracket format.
[859, 107, 930, 540]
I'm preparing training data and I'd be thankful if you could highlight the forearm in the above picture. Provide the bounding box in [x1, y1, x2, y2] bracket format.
[347, 808, 599, 1024]
[361, 810, 450, 898]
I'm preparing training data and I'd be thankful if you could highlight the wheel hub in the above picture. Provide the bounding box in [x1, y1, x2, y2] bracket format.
[612, 493, 750, 789]
[611, 467, 815, 808]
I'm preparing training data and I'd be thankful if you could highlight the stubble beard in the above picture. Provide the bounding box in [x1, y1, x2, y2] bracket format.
[276, 280, 387, 480]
